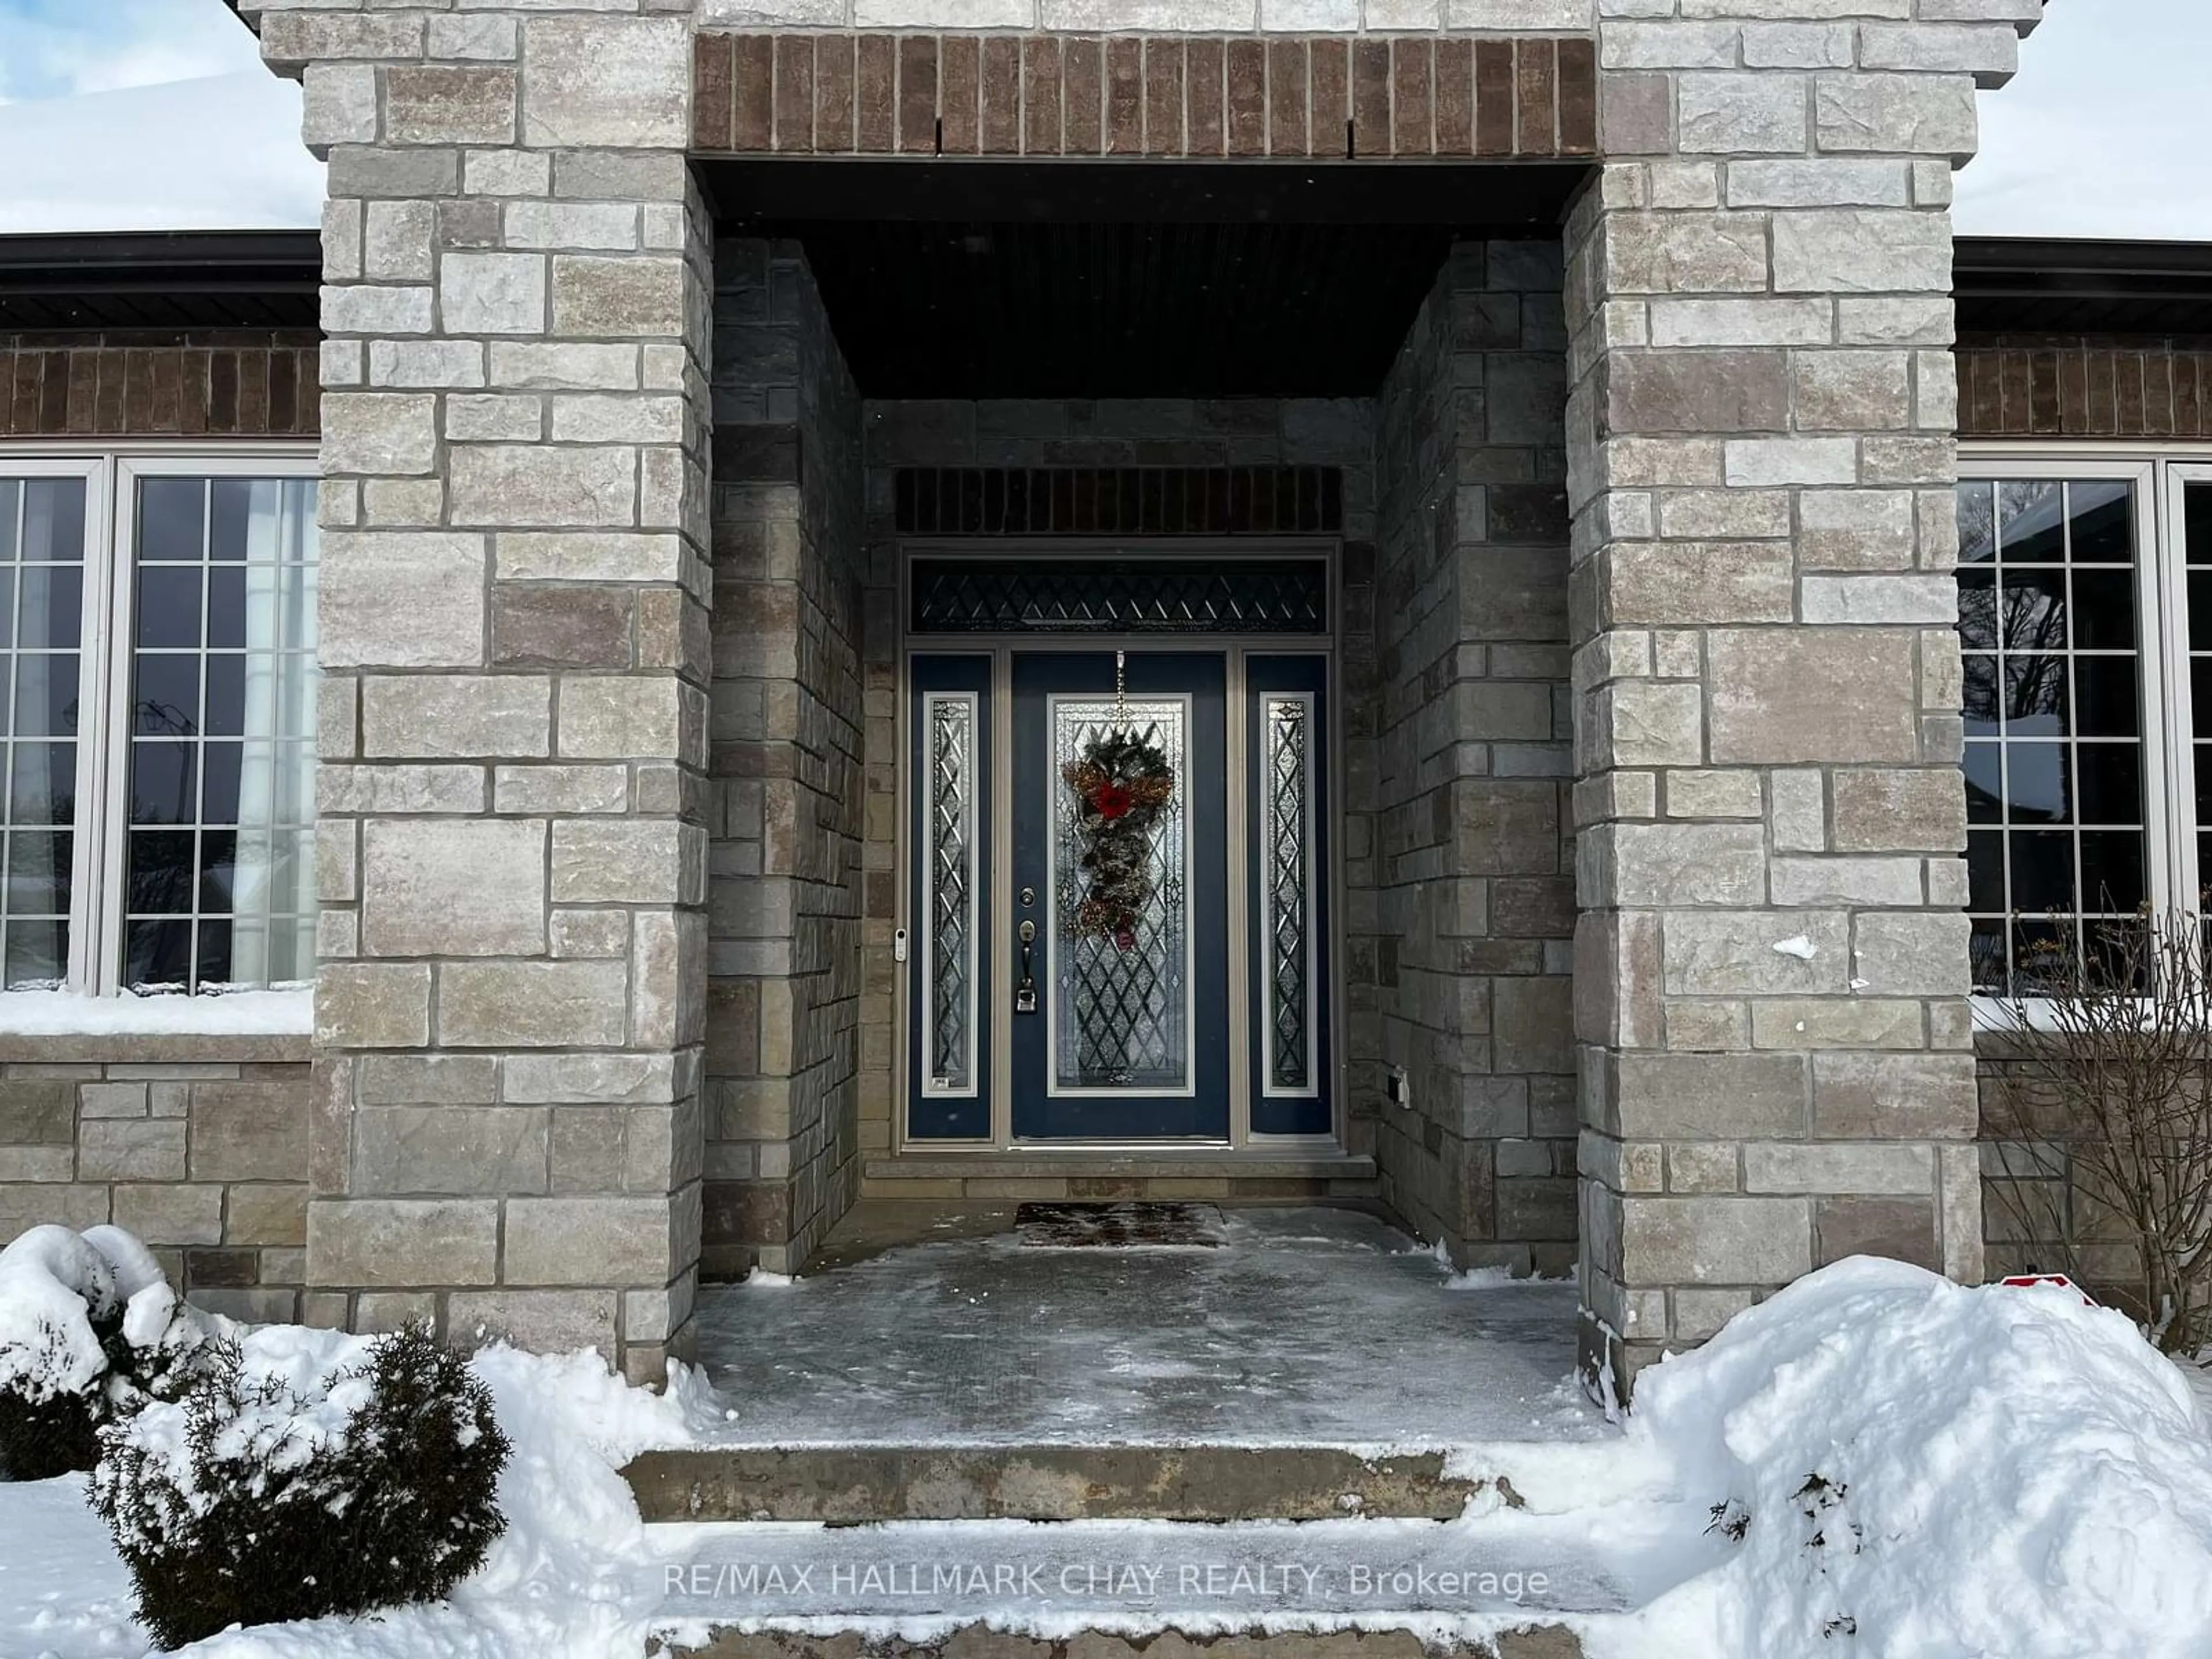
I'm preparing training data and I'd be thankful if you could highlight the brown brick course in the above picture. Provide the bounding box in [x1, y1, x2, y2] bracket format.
[0, 332, 319, 440]
[694, 31, 1597, 161]
[1957, 336, 2212, 440]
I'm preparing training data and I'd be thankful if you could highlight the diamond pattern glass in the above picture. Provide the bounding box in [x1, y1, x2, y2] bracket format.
[925, 694, 975, 1092]
[1264, 696, 1311, 1092]
[1052, 696, 1188, 1092]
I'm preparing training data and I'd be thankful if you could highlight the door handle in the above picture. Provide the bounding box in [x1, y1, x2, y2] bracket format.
[1016, 919, 1037, 1014]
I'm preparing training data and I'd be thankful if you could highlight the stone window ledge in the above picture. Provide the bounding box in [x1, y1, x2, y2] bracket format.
[0, 988, 312, 1066]
[0, 1031, 310, 1065]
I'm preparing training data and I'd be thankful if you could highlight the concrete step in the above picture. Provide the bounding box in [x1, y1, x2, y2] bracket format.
[646, 1517, 1618, 1656]
[623, 1444, 1513, 1523]
[857, 1153, 1381, 1205]
[657, 1625, 1585, 1659]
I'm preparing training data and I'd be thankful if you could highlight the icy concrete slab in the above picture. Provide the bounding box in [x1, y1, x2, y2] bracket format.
[693, 1208, 1608, 1449]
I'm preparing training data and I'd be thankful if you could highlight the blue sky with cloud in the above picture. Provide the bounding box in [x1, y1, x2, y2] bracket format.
[0, 0, 2206, 238]
[0, 0, 261, 103]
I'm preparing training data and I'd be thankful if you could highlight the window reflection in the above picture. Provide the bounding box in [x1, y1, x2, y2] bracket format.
[1956, 476, 2147, 995]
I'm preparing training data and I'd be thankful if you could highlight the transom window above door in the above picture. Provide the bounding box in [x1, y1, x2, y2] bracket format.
[0, 453, 317, 997]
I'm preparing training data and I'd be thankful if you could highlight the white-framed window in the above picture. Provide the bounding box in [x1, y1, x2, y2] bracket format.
[1959, 445, 2212, 996]
[0, 448, 317, 997]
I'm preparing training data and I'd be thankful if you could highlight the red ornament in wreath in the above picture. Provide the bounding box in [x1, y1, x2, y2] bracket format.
[1062, 729, 1173, 950]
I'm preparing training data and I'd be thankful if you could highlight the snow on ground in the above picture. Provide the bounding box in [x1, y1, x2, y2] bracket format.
[0, 989, 311, 1037]
[0, 1472, 141, 1657]
[3, 1251, 2211, 1658]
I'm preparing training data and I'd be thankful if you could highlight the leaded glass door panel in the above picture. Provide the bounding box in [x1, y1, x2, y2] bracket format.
[1245, 654, 1331, 1136]
[905, 654, 992, 1139]
[1010, 651, 1229, 1139]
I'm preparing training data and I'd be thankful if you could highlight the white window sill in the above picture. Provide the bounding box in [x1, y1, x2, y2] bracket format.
[0, 987, 313, 1037]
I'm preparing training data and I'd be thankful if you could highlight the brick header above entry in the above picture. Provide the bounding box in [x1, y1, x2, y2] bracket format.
[693, 33, 1596, 161]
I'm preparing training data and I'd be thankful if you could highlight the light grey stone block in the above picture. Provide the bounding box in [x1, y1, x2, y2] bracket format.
[353, 1107, 549, 1195]
[78, 1120, 187, 1183]
[1604, 821, 1768, 907]
[1813, 73, 1979, 162]
[520, 18, 691, 151]
[358, 1054, 500, 1107]
[362, 675, 552, 760]
[113, 1184, 226, 1246]
[450, 445, 637, 528]
[502, 1053, 677, 1106]
[315, 963, 434, 1050]
[449, 1289, 619, 1359]
[1852, 912, 1972, 998]
[441, 252, 548, 336]
[361, 819, 549, 959]
[1677, 74, 1810, 155]
[1620, 1196, 1813, 1285]
[1661, 910, 1849, 997]
[503, 1196, 679, 1286]
[322, 393, 438, 476]
[320, 532, 488, 669]
[437, 960, 629, 1048]
[309, 1198, 500, 1286]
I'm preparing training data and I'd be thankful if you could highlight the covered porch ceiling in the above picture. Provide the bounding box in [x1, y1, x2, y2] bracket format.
[702, 158, 1586, 399]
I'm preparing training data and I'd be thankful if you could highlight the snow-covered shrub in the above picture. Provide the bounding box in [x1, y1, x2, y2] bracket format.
[0, 1225, 214, 1480]
[91, 1321, 510, 1649]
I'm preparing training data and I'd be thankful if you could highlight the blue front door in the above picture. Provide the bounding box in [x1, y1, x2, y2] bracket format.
[903, 646, 1334, 1146]
[1011, 651, 1229, 1140]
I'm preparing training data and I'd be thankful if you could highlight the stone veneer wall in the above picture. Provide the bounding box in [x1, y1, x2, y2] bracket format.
[1371, 243, 1577, 1275]
[0, 1041, 309, 1322]
[1567, 2, 2040, 1388]
[703, 241, 866, 1279]
[853, 398, 1380, 1167]
[255, 3, 718, 1380]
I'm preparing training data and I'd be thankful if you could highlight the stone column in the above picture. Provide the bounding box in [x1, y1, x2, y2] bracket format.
[1566, 3, 2042, 1391]
[248, 3, 713, 1381]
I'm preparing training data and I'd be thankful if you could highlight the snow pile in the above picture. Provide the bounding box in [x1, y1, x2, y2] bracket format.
[1610, 1258, 2212, 1659]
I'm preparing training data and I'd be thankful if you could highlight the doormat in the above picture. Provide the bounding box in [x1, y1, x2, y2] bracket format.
[1013, 1202, 1225, 1248]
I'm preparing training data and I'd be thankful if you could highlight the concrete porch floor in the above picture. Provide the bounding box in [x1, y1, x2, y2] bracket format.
[691, 1205, 1609, 1449]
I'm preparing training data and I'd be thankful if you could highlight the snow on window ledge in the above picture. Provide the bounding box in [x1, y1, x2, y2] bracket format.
[0, 987, 313, 1037]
